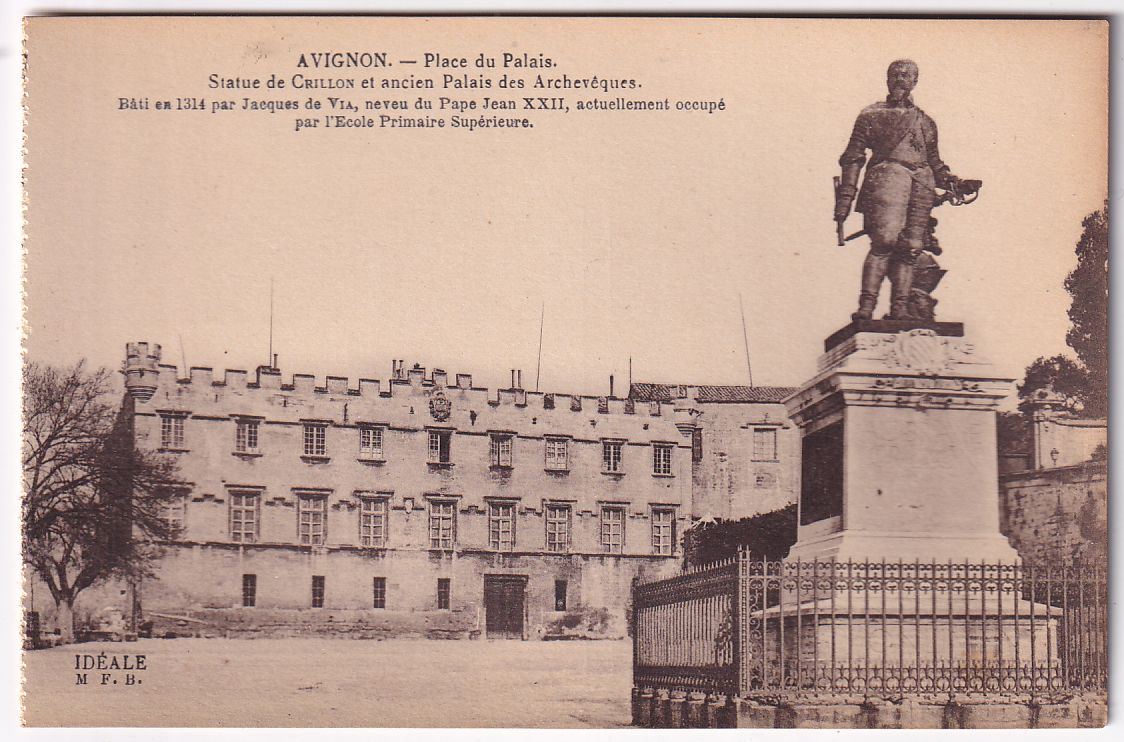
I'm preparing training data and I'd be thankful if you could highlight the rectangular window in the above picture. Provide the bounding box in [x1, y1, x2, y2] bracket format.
[242, 574, 257, 608]
[488, 502, 516, 551]
[545, 437, 569, 470]
[545, 504, 571, 553]
[298, 495, 327, 546]
[753, 428, 778, 461]
[359, 498, 388, 547]
[653, 444, 673, 475]
[436, 578, 451, 610]
[359, 426, 383, 459]
[229, 491, 259, 543]
[692, 429, 703, 463]
[311, 575, 325, 608]
[372, 577, 386, 609]
[428, 430, 451, 463]
[554, 580, 568, 611]
[161, 491, 186, 535]
[489, 434, 513, 467]
[235, 419, 259, 453]
[602, 440, 623, 473]
[600, 506, 625, 553]
[303, 423, 327, 456]
[429, 501, 456, 550]
[652, 508, 675, 556]
[160, 414, 185, 448]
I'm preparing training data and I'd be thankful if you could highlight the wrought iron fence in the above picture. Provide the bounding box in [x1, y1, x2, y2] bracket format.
[633, 557, 740, 696]
[632, 552, 1107, 699]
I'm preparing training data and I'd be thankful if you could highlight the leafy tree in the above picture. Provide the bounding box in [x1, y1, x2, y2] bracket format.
[1064, 203, 1109, 417]
[23, 361, 184, 640]
[1016, 355, 1091, 415]
[996, 411, 1032, 456]
[1013, 204, 1108, 419]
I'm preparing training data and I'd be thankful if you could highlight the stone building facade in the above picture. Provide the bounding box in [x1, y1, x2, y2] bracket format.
[106, 343, 713, 639]
[628, 383, 800, 521]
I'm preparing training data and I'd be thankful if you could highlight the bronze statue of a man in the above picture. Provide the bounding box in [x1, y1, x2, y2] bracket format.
[834, 59, 969, 321]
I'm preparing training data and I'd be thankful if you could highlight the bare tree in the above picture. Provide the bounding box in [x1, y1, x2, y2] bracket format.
[22, 360, 185, 640]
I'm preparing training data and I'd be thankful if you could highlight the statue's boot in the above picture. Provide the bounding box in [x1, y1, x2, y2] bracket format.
[886, 258, 917, 320]
[852, 252, 889, 321]
[886, 230, 925, 320]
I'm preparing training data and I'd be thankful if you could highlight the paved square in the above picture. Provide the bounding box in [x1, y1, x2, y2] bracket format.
[22, 638, 633, 727]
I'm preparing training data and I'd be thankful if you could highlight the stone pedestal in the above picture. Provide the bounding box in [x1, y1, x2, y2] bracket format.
[784, 320, 1020, 563]
[753, 593, 1060, 694]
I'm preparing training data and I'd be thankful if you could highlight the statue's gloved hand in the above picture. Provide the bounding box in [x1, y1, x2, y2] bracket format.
[833, 194, 854, 223]
[957, 178, 983, 195]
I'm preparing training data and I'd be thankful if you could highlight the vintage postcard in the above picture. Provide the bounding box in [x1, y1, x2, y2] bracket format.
[19, 16, 1108, 729]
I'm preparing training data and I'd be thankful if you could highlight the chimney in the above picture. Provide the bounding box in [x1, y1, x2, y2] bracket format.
[610, 374, 615, 398]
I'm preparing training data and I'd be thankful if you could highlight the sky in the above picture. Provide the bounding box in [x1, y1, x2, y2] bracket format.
[21, 17, 1108, 400]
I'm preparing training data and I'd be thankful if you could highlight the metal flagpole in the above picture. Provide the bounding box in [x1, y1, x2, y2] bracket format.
[535, 302, 544, 392]
[739, 292, 753, 386]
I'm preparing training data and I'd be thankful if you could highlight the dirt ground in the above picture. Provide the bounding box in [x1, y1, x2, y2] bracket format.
[21, 637, 634, 728]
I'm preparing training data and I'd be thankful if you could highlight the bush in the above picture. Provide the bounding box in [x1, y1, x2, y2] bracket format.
[683, 504, 798, 566]
[544, 606, 613, 638]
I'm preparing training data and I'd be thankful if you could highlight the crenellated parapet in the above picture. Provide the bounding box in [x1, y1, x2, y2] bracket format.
[125, 342, 690, 437]
[122, 342, 163, 401]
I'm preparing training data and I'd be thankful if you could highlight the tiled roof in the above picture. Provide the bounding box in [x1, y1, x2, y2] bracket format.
[628, 382, 676, 402]
[628, 382, 797, 404]
[694, 385, 797, 403]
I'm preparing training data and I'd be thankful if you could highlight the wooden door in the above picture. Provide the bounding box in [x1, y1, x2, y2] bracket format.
[484, 575, 525, 639]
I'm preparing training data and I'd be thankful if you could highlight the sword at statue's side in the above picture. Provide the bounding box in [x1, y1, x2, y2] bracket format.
[832, 176, 845, 246]
[834, 176, 867, 245]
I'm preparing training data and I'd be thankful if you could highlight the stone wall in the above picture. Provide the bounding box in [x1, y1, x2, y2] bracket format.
[1029, 400, 1106, 470]
[999, 460, 1107, 565]
[632, 689, 1108, 729]
[28, 545, 680, 640]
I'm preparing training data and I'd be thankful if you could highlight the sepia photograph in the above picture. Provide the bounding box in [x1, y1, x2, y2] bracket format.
[17, 14, 1109, 730]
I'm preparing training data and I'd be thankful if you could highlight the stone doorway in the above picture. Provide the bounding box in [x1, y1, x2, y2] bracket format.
[484, 575, 526, 639]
